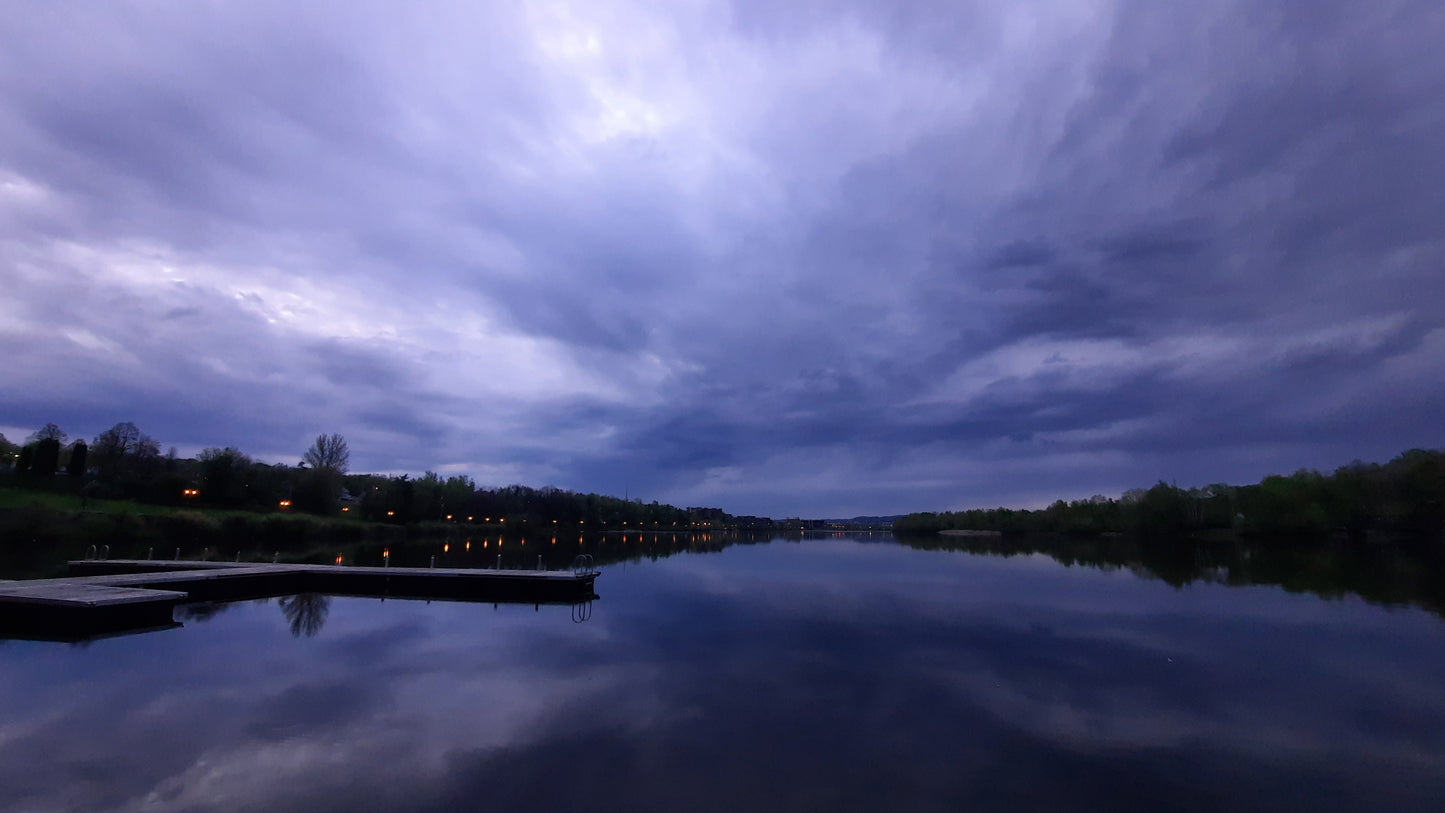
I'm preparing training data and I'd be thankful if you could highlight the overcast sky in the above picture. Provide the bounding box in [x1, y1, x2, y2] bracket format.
[2, 1, 1442, 517]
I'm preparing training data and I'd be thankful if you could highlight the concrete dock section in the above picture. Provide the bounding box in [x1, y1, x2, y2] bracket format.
[0, 558, 600, 641]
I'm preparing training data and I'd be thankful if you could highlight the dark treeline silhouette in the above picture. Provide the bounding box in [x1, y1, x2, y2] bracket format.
[337, 475, 707, 529]
[2, 422, 730, 529]
[895, 449, 1445, 543]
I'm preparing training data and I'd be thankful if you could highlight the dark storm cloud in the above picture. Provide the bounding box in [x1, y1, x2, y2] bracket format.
[986, 239, 1058, 270]
[1, 0, 1443, 515]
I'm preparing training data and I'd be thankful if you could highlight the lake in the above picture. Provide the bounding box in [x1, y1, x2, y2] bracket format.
[3, 533, 1445, 812]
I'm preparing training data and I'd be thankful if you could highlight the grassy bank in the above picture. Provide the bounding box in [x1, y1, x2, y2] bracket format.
[0, 487, 420, 577]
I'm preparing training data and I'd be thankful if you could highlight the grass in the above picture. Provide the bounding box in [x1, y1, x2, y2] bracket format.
[0, 486, 371, 524]
[0, 486, 181, 516]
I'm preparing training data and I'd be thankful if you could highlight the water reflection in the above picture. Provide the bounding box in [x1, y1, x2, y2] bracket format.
[174, 601, 235, 623]
[277, 593, 330, 637]
[1, 537, 1443, 812]
[894, 531, 1445, 618]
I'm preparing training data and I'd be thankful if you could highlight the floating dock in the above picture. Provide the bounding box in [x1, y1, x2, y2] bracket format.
[0, 559, 600, 641]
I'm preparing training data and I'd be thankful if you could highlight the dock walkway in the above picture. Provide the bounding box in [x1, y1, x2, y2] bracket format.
[0, 559, 600, 640]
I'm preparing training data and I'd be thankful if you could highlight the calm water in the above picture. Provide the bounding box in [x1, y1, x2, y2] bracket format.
[3, 535, 1445, 812]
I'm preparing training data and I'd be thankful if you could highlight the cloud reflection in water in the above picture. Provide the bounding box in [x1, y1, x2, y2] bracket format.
[0, 538, 1442, 812]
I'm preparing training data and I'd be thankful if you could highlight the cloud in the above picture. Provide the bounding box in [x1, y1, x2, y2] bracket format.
[1, 0, 1443, 514]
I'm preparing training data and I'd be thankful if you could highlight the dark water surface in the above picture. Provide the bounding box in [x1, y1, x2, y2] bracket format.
[3, 535, 1445, 812]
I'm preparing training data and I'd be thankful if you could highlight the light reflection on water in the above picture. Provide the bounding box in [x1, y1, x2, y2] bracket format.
[2, 536, 1445, 812]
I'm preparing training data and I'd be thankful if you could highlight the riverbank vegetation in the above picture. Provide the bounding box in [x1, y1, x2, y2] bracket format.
[0, 420, 757, 579]
[0, 422, 729, 530]
[895, 449, 1445, 543]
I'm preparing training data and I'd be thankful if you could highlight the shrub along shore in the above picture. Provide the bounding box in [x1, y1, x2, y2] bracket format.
[895, 448, 1445, 545]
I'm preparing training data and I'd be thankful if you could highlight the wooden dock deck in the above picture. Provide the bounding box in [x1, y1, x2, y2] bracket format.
[0, 559, 600, 641]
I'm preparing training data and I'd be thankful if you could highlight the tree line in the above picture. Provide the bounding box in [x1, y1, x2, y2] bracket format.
[894, 448, 1445, 542]
[0, 423, 723, 528]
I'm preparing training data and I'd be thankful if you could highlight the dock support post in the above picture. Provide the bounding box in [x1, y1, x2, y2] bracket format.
[430, 555, 435, 568]
[147, 547, 153, 560]
[174, 548, 180, 560]
[496, 554, 502, 570]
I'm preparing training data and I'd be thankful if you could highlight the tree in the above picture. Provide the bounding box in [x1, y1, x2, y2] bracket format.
[91, 422, 161, 491]
[301, 434, 350, 473]
[0, 433, 17, 468]
[66, 440, 88, 477]
[31, 437, 61, 477]
[92, 422, 158, 465]
[198, 447, 253, 506]
[295, 434, 349, 515]
[27, 423, 67, 444]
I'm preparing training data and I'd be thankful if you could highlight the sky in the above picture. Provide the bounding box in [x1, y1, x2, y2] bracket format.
[1, 0, 1443, 518]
